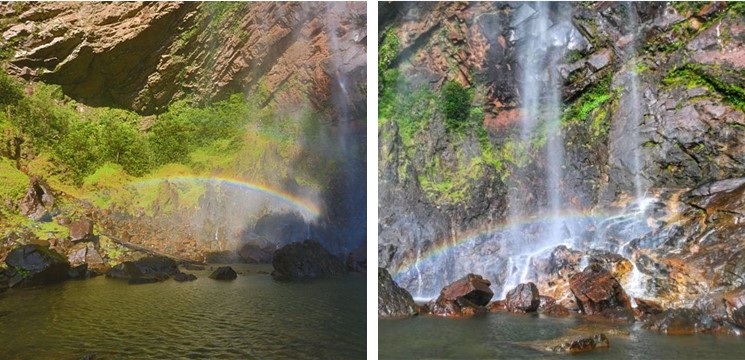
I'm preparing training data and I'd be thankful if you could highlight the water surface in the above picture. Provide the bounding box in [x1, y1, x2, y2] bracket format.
[379, 313, 744, 359]
[0, 265, 365, 359]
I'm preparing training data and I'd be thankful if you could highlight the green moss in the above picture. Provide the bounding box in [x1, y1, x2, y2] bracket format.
[0, 158, 28, 202]
[441, 81, 473, 132]
[663, 64, 745, 112]
[562, 74, 613, 137]
[378, 27, 400, 88]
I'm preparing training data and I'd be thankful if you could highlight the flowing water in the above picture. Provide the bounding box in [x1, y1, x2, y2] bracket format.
[379, 314, 745, 359]
[0, 265, 365, 359]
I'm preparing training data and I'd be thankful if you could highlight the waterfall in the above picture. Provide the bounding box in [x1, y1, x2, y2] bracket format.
[502, 2, 569, 294]
[627, 3, 646, 203]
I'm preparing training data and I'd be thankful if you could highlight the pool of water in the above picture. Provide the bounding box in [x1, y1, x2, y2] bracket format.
[0, 264, 365, 359]
[379, 312, 745, 359]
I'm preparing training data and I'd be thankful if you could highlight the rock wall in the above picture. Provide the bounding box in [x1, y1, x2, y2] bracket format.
[0, 1, 366, 120]
[379, 1, 745, 307]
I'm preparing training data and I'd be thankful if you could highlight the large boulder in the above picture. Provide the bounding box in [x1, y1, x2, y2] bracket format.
[105, 256, 181, 284]
[271, 240, 346, 280]
[378, 268, 416, 318]
[209, 266, 237, 280]
[427, 274, 493, 317]
[569, 264, 632, 315]
[5, 244, 70, 287]
[505, 282, 540, 313]
[238, 243, 274, 264]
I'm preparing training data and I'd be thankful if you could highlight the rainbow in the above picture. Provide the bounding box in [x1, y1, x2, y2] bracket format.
[390, 209, 624, 279]
[128, 175, 322, 218]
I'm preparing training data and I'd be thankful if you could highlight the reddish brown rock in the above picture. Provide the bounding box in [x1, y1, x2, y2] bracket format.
[541, 303, 571, 317]
[428, 274, 493, 317]
[635, 298, 664, 316]
[438, 273, 494, 306]
[68, 219, 94, 242]
[643, 308, 730, 335]
[18, 177, 54, 221]
[569, 264, 632, 315]
[505, 282, 540, 313]
[487, 300, 506, 313]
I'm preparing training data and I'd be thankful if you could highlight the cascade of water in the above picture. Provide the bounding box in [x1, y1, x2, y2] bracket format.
[627, 3, 646, 203]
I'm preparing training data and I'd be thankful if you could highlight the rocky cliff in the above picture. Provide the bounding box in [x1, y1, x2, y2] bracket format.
[0, 1, 366, 119]
[379, 0, 745, 320]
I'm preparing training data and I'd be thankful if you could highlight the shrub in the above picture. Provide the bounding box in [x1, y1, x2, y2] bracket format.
[441, 81, 472, 131]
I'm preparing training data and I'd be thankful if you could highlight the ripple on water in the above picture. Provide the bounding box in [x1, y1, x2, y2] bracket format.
[0, 266, 365, 359]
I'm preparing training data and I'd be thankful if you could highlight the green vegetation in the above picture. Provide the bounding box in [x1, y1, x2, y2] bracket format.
[441, 81, 473, 131]
[0, 157, 27, 201]
[562, 75, 613, 137]
[664, 64, 745, 112]
[378, 27, 400, 88]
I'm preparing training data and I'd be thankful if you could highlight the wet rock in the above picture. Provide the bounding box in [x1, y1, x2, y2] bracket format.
[378, 268, 416, 318]
[505, 282, 540, 313]
[106, 262, 143, 279]
[635, 298, 664, 316]
[271, 240, 346, 280]
[131, 256, 180, 276]
[428, 274, 493, 317]
[67, 264, 88, 279]
[68, 219, 94, 242]
[5, 244, 70, 287]
[18, 177, 55, 221]
[174, 272, 197, 282]
[547, 334, 610, 353]
[569, 264, 632, 315]
[487, 300, 507, 313]
[588, 252, 632, 281]
[541, 303, 571, 317]
[643, 308, 729, 334]
[209, 266, 237, 280]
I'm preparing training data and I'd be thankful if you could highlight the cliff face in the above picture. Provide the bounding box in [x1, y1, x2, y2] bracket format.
[379, 1, 745, 310]
[0, 1, 366, 119]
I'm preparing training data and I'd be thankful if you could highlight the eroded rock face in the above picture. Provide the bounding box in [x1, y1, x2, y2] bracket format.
[5, 244, 70, 287]
[271, 240, 346, 280]
[504, 282, 540, 313]
[0, 2, 366, 120]
[569, 264, 632, 315]
[378, 268, 417, 319]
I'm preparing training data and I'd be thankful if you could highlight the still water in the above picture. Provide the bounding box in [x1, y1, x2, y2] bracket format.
[0, 265, 365, 359]
[379, 312, 745, 359]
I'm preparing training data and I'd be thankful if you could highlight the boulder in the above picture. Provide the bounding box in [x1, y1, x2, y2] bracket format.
[569, 264, 632, 315]
[487, 300, 507, 313]
[209, 266, 237, 280]
[5, 244, 70, 287]
[68, 219, 94, 242]
[547, 334, 610, 353]
[438, 273, 494, 306]
[271, 240, 346, 280]
[181, 263, 205, 271]
[67, 264, 88, 279]
[18, 177, 55, 221]
[346, 242, 366, 273]
[378, 268, 416, 318]
[106, 262, 143, 279]
[505, 282, 540, 313]
[131, 256, 180, 276]
[428, 274, 493, 317]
